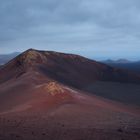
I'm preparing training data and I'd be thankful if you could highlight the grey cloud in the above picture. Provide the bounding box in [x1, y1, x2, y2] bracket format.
[0, 0, 140, 60]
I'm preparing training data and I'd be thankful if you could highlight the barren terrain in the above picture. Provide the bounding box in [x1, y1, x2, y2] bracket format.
[0, 49, 140, 140]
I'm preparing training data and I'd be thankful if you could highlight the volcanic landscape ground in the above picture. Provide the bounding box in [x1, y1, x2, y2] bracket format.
[0, 49, 140, 140]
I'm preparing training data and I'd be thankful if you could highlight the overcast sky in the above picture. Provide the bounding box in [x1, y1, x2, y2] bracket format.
[0, 0, 140, 60]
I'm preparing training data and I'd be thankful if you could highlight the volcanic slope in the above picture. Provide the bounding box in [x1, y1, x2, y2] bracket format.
[1, 49, 140, 85]
[1, 48, 140, 104]
[0, 49, 140, 140]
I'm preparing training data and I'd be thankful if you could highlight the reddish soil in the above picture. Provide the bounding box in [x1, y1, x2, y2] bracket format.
[0, 49, 140, 140]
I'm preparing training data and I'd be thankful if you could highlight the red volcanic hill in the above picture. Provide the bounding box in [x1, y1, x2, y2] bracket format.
[0, 48, 140, 107]
[0, 48, 140, 110]
[1, 48, 140, 86]
[0, 49, 140, 140]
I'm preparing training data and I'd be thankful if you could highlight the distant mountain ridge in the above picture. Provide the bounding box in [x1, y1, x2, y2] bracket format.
[103, 59, 140, 74]
[103, 59, 133, 64]
[0, 52, 20, 65]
